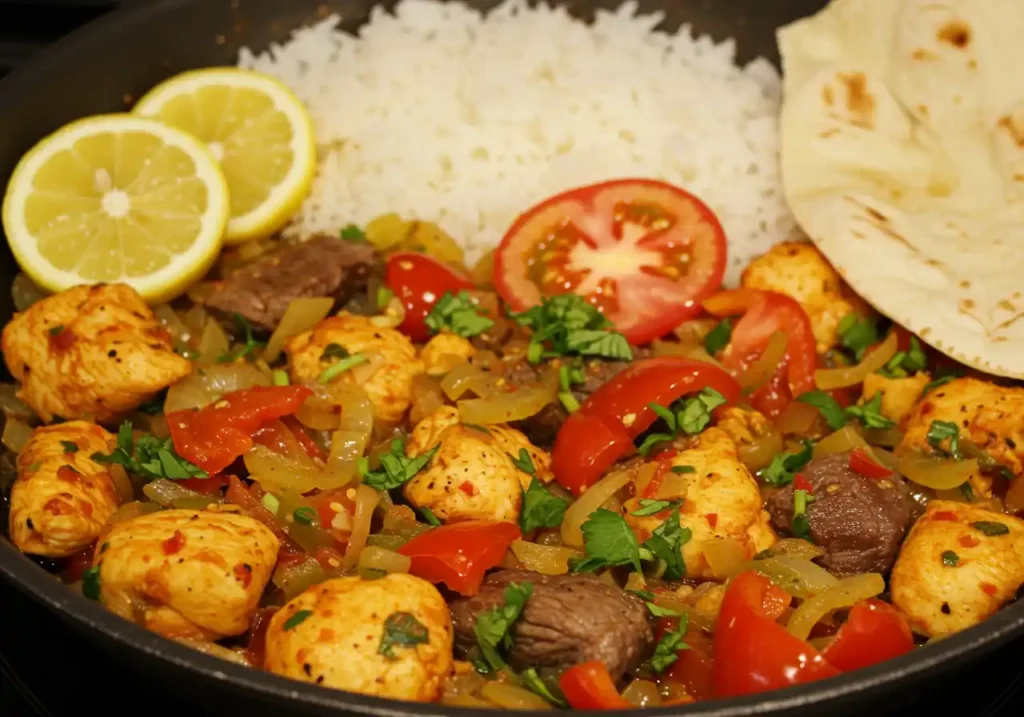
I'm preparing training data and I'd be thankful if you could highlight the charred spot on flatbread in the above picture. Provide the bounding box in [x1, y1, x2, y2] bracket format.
[937, 20, 971, 49]
[838, 72, 874, 129]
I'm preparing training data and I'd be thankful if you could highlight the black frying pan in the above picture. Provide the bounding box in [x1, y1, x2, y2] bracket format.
[0, 1, 1021, 715]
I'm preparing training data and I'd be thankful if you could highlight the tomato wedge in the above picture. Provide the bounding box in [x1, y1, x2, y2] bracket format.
[494, 179, 727, 345]
[559, 662, 632, 710]
[397, 520, 520, 595]
[384, 251, 474, 342]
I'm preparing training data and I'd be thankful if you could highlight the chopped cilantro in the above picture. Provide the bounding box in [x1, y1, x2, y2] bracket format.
[378, 611, 430, 659]
[646, 602, 682, 618]
[639, 388, 727, 455]
[510, 295, 632, 364]
[642, 507, 690, 580]
[519, 478, 568, 533]
[704, 318, 733, 356]
[570, 509, 642, 574]
[424, 290, 495, 338]
[92, 421, 207, 481]
[217, 314, 265, 363]
[960, 482, 975, 502]
[82, 565, 101, 600]
[359, 437, 440, 490]
[921, 372, 962, 396]
[845, 391, 895, 429]
[60, 441, 79, 454]
[760, 441, 813, 487]
[283, 609, 313, 630]
[650, 613, 690, 673]
[509, 448, 536, 476]
[474, 582, 533, 672]
[941, 550, 959, 567]
[293, 507, 317, 526]
[419, 507, 442, 526]
[464, 423, 491, 435]
[341, 224, 367, 242]
[792, 489, 814, 540]
[671, 465, 696, 474]
[520, 668, 568, 708]
[927, 420, 962, 459]
[796, 391, 848, 430]
[837, 314, 878, 360]
[879, 337, 928, 378]
[377, 286, 395, 310]
[318, 353, 368, 383]
[971, 521, 1010, 537]
[631, 499, 681, 517]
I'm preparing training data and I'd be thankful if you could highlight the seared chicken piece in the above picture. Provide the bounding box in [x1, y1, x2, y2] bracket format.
[287, 313, 424, 424]
[95, 509, 279, 640]
[264, 574, 453, 701]
[623, 427, 776, 579]
[420, 334, 476, 376]
[899, 377, 1024, 497]
[716, 406, 775, 467]
[740, 240, 857, 353]
[891, 501, 1024, 637]
[403, 406, 553, 523]
[8, 422, 120, 557]
[861, 372, 931, 426]
[1, 284, 192, 423]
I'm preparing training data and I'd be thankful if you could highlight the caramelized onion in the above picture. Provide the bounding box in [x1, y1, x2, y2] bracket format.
[411, 374, 447, 425]
[479, 682, 553, 711]
[2, 417, 33, 453]
[815, 331, 897, 390]
[702, 538, 746, 579]
[245, 444, 320, 495]
[672, 318, 718, 346]
[787, 573, 885, 640]
[622, 680, 663, 708]
[776, 399, 820, 436]
[441, 363, 498, 400]
[813, 425, 869, 458]
[109, 464, 134, 503]
[164, 363, 270, 413]
[197, 319, 231, 365]
[561, 469, 631, 547]
[142, 479, 218, 509]
[458, 372, 558, 425]
[154, 304, 193, 345]
[174, 639, 252, 666]
[0, 384, 34, 420]
[864, 427, 905, 448]
[737, 431, 783, 472]
[358, 545, 412, 576]
[739, 331, 787, 391]
[273, 556, 327, 600]
[749, 556, 839, 598]
[342, 485, 381, 569]
[319, 384, 374, 491]
[264, 298, 334, 362]
[897, 453, 979, 490]
[104, 500, 160, 527]
[11, 272, 48, 311]
[510, 540, 582, 575]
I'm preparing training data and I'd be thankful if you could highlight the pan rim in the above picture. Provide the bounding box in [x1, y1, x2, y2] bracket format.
[0, 0, 1022, 714]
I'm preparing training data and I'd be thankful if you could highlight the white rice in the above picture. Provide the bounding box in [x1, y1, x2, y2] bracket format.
[238, 0, 795, 285]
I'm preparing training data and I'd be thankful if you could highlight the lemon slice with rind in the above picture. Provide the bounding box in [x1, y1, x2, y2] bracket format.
[133, 68, 316, 244]
[2, 113, 229, 303]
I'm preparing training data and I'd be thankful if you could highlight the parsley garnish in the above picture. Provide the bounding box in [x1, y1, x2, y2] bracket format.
[845, 391, 895, 429]
[48, 324, 65, 337]
[377, 286, 395, 310]
[796, 391, 847, 430]
[521, 668, 568, 708]
[474, 582, 533, 672]
[320, 343, 349, 362]
[359, 437, 440, 490]
[650, 613, 690, 673]
[642, 507, 690, 579]
[137, 393, 164, 415]
[639, 388, 727, 455]
[424, 291, 495, 338]
[922, 372, 962, 396]
[520, 478, 568, 533]
[927, 420, 962, 459]
[378, 611, 430, 659]
[60, 441, 79, 454]
[971, 521, 1010, 537]
[837, 314, 878, 360]
[419, 507, 442, 526]
[631, 499, 681, 517]
[792, 489, 814, 540]
[941, 550, 959, 567]
[645, 602, 682, 618]
[509, 448, 536, 476]
[704, 318, 733, 356]
[510, 295, 632, 364]
[671, 465, 696, 474]
[283, 609, 313, 630]
[92, 421, 207, 481]
[960, 481, 975, 502]
[464, 423, 491, 435]
[628, 589, 656, 601]
[82, 565, 101, 600]
[217, 314, 265, 363]
[341, 224, 367, 242]
[760, 441, 813, 487]
[293, 507, 317, 526]
[879, 337, 928, 378]
[570, 509, 642, 574]
[318, 353, 368, 383]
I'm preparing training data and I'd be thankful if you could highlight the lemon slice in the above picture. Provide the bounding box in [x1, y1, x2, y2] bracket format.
[133, 68, 316, 244]
[2, 113, 230, 303]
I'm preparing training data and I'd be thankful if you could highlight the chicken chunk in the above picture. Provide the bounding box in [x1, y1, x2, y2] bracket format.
[403, 406, 553, 523]
[716, 406, 774, 456]
[623, 427, 776, 579]
[899, 377, 1024, 496]
[420, 334, 476, 376]
[1, 284, 192, 423]
[264, 574, 453, 701]
[861, 371, 931, 426]
[8, 422, 120, 557]
[890, 501, 1024, 637]
[286, 313, 424, 424]
[740, 240, 857, 353]
[95, 509, 279, 640]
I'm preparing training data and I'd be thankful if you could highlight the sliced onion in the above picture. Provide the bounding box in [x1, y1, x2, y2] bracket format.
[737, 431, 783, 472]
[865, 427, 905, 448]
[510, 540, 582, 575]
[739, 331, 788, 391]
[370, 296, 407, 329]
[815, 332, 898, 390]
[813, 425, 869, 458]
[11, 273, 48, 312]
[197, 319, 231, 365]
[174, 638, 252, 666]
[2, 417, 33, 453]
[319, 384, 374, 491]
[787, 573, 885, 640]
[108, 464, 134, 503]
[561, 469, 631, 547]
[264, 298, 334, 363]
[154, 304, 193, 345]
[750, 556, 839, 598]
[702, 538, 747, 579]
[411, 374, 448, 426]
[471, 251, 496, 288]
[898, 453, 979, 490]
[358, 546, 412, 576]
[648, 595, 716, 632]
[342, 485, 381, 569]
[776, 401, 820, 436]
[272, 556, 327, 600]
[164, 363, 270, 413]
[622, 680, 663, 708]
[458, 371, 559, 425]
[480, 682, 552, 711]
[0, 385, 35, 419]
[407, 220, 466, 265]
[142, 479, 217, 509]
[633, 463, 660, 498]
[441, 363, 499, 401]
[672, 318, 718, 346]
[245, 445, 319, 495]
[769, 538, 825, 560]
[105, 500, 160, 526]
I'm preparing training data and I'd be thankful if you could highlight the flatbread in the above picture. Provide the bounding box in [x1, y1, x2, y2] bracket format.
[777, 0, 1024, 378]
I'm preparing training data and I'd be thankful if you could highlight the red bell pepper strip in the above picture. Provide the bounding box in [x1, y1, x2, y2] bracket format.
[397, 520, 520, 596]
[848, 448, 893, 480]
[821, 598, 914, 672]
[168, 385, 312, 475]
[559, 661, 632, 710]
[703, 289, 817, 419]
[178, 475, 229, 495]
[713, 572, 840, 698]
[551, 358, 742, 496]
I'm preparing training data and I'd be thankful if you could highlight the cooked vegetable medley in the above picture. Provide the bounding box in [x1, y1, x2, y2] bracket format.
[4, 180, 1024, 709]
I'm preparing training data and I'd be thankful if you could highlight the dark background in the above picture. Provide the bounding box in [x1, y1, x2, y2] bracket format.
[0, 0, 1023, 715]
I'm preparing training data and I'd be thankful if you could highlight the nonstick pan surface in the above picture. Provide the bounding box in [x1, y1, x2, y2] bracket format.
[0, 1, 1022, 715]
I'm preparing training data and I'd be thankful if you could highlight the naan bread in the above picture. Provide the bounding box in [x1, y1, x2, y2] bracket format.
[778, 0, 1024, 377]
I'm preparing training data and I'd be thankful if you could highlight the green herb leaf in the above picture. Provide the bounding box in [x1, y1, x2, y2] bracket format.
[377, 286, 395, 310]
[628, 589, 656, 601]
[559, 392, 581, 413]
[677, 388, 727, 435]
[637, 433, 676, 457]
[509, 448, 536, 476]
[82, 565, 101, 600]
[921, 372, 961, 396]
[960, 481, 975, 502]
[48, 324, 65, 337]
[845, 392, 895, 430]
[60, 441, 79, 454]
[650, 613, 690, 673]
[760, 441, 813, 487]
[360, 438, 440, 491]
[424, 290, 495, 338]
[941, 550, 959, 567]
[520, 478, 569, 533]
[631, 499, 681, 517]
[642, 507, 690, 580]
[510, 295, 632, 364]
[879, 337, 928, 378]
[293, 506, 317, 526]
[927, 420, 962, 459]
[464, 423, 491, 435]
[217, 314, 265, 364]
[648, 402, 677, 432]
[520, 668, 568, 708]
[284, 609, 314, 631]
[474, 582, 533, 671]
[570, 509, 642, 574]
[792, 489, 814, 540]
[320, 343, 350, 362]
[272, 369, 290, 386]
[971, 521, 1010, 537]
[341, 224, 367, 242]
[318, 353, 368, 383]
[91, 421, 207, 481]
[419, 507, 442, 527]
[704, 318, 733, 356]
[796, 391, 848, 430]
[646, 602, 682, 618]
[378, 611, 430, 659]
[837, 314, 878, 360]
[671, 465, 696, 474]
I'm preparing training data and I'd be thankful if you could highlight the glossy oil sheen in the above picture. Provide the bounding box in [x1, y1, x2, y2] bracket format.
[1, 1, 1022, 716]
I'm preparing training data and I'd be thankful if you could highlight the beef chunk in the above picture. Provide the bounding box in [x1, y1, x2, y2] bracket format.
[766, 451, 914, 576]
[449, 569, 653, 680]
[203, 235, 378, 332]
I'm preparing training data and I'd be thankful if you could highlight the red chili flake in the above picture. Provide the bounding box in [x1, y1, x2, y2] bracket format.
[654, 448, 678, 461]
[793, 474, 814, 494]
[706, 513, 719, 529]
[959, 535, 980, 548]
[934, 511, 959, 522]
[161, 529, 187, 556]
[642, 461, 673, 499]
[459, 481, 479, 496]
[57, 465, 81, 483]
[49, 326, 76, 351]
[317, 628, 336, 642]
[44, 497, 71, 515]
[233, 562, 253, 588]
[981, 582, 998, 596]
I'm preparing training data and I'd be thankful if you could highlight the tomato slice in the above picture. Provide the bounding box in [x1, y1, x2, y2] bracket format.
[397, 520, 520, 595]
[494, 179, 727, 345]
[559, 662, 632, 710]
[384, 251, 474, 342]
[849, 448, 892, 480]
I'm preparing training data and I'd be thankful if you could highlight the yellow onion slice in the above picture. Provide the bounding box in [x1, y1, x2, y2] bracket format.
[815, 331, 897, 390]
[750, 556, 839, 598]
[737, 430, 783, 472]
[787, 573, 885, 640]
[457, 372, 558, 425]
[164, 363, 270, 413]
[703, 538, 747, 579]
[342, 484, 381, 569]
[897, 453, 979, 490]
[776, 400, 820, 436]
[561, 469, 631, 547]
[441, 363, 499, 401]
[196, 318, 231, 365]
[2, 417, 33, 453]
[739, 331, 788, 391]
[264, 297, 334, 362]
[510, 540, 582, 575]
[317, 384, 374, 491]
[272, 555, 327, 600]
[813, 424, 870, 458]
[358, 545, 412, 576]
